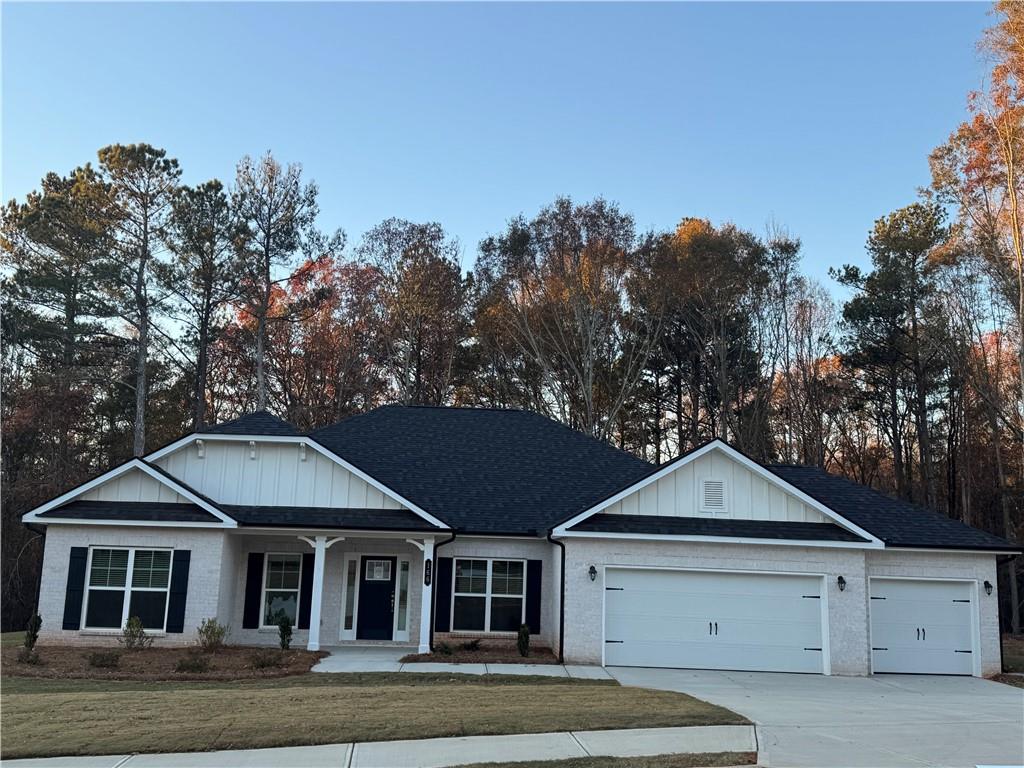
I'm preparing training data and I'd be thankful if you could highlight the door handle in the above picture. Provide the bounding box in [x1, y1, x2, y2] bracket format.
[709, 621, 712, 635]
[714, 622, 718, 636]
[922, 627, 925, 641]
[917, 628, 920, 641]
[390, 590, 395, 611]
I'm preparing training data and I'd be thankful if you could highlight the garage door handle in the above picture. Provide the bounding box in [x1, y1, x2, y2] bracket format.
[714, 621, 718, 635]
[917, 628, 920, 640]
[922, 628, 925, 641]
[709, 621, 713, 635]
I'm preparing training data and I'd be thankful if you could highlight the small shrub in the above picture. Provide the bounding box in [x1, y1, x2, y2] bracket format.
[23, 614, 41, 652]
[436, 641, 453, 656]
[517, 624, 531, 657]
[459, 638, 482, 652]
[17, 647, 41, 665]
[196, 618, 228, 653]
[278, 615, 292, 650]
[249, 648, 284, 669]
[175, 650, 211, 673]
[118, 616, 154, 651]
[87, 650, 120, 669]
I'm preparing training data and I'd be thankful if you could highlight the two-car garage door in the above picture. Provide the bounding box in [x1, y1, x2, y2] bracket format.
[603, 568, 825, 673]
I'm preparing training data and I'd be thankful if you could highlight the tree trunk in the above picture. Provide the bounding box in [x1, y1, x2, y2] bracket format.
[991, 414, 1020, 634]
[889, 372, 906, 499]
[193, 312, 210, 431]
[256, 310, 267, 410]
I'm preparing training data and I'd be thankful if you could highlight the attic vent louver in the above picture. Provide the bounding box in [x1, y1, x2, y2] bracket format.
[701, 479, 726, 512]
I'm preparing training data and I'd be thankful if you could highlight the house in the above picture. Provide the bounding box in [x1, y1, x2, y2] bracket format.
[23, 406, 1019, 677]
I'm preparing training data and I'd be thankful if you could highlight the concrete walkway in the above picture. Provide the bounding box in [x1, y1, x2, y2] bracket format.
[311, 645, 613, 678]
[3, 725, 757, 768]
[609, 667, 1024, 768]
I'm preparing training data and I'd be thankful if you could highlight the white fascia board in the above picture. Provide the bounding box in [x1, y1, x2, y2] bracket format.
[20, 458, 236, 527]
[25, 519, 229, 529]
[552, 440, 884, 546]
[553, 529, 882, 550]
[146, 433, 450, 531]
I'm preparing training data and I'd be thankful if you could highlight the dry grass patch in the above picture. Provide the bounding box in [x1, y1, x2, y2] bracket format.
[457, 753, 757, 768]
[0, 672, 746, 760]
[1, 644, 323, 681]
[1002, 634, 1024, 673]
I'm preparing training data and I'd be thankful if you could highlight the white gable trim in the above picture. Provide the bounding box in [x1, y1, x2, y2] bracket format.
[556, 530, 879, 550]
[145, 433, 451, 531]
[21, 458, 237, 527]
[552, 440, 884, 546]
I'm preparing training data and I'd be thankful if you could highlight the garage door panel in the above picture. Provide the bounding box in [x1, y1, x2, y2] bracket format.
[869, 579, 975, 675]
[603, 568, 824, 674]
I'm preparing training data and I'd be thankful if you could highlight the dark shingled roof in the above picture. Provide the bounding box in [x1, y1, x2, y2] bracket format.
[40, 500, 220, 523]
[223, 505, 438, 531]
[310, 406, 652, 535]
[573, 513, 868, 542]
[766, 464, 1019, 552]
[203, 411, 300, 436]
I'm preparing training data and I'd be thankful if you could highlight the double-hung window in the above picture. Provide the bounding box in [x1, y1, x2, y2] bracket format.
[262, 554, 302, 628]
[452, 558, 525, 633]
[84, 547, 172, 631]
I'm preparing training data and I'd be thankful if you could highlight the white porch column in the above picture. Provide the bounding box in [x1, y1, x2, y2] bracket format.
[308, 535, 327, 651]
[299, 535, 343, 652]
[419, 537, 435, 653]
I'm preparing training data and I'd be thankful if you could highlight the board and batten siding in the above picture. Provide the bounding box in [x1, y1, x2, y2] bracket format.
[154, 441, 407, 509]
[603, 448, 827, 523]
[79, 468, 189, 504]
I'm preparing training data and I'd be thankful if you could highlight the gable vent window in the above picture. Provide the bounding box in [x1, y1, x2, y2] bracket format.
[700, 479, 727, 513]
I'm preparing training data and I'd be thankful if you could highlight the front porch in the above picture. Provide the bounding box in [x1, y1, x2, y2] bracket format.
[223, 530, 438, 653]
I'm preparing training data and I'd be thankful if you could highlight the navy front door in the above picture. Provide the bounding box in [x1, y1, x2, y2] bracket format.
[356, 556, 397, 640]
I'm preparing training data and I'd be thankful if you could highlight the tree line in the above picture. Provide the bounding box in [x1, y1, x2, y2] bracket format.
[2, 2, 1021, 633]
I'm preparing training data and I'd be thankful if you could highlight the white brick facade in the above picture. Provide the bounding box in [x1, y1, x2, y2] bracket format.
[36, 525, 228, 646]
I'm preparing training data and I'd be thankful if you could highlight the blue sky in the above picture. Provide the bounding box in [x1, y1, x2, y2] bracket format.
[2, 2, 990, 288]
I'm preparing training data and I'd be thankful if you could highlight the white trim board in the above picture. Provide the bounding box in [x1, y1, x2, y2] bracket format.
[21, 458, 237, 527]
[555, 530, 878, 549]
[145, 433, 451, 531]
[552, 440, 884, 547]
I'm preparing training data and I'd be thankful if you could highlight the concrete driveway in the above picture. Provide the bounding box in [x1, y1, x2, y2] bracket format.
[608, 667, 1024, 768]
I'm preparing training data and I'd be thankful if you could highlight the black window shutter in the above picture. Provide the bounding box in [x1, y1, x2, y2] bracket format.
[297, 553, 314, 629]
[165, 550, 191, 633]
[526, 559, 543, 635]
[62, 547, 89, 630]
[242, 552, 265, 629]
[434, 557, 453, 632]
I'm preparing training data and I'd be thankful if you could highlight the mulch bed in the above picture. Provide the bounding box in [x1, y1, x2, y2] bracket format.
[1, 644, 325, 681]
[401, 643, 559, 665]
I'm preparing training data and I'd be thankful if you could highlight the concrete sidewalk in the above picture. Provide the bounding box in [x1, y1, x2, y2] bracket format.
[3, 725, 757, 768]
[311, 645, 613, 679]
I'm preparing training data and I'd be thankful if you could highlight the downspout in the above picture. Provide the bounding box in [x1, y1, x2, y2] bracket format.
[429, 531, 457, 653]
[547, 530, 566, 663]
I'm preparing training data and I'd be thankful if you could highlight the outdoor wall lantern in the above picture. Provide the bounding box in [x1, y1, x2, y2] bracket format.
[984, 580, 993, 596]
[589, 565, 597, 582]
[837, 575, 846, 592]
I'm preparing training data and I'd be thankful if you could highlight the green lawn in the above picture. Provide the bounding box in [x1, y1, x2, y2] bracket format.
[458, 754, 757, 768]
[0, 632, 23, 648]
[0, 672, 746, 760]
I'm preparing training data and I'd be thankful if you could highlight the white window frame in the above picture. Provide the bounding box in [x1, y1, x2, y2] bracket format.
[81, 546, 174, 633]
[451, 557, 526, 634]
[260, 552, 303, 630]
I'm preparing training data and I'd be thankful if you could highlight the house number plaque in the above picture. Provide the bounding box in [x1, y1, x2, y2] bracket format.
[424, 558, 432, 586]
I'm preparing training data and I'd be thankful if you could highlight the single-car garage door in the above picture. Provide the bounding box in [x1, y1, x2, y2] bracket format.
[870, 578, 975, 675]
[603, 568, 825, 673]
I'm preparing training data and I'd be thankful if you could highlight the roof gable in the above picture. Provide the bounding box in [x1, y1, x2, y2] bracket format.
[553, 440, 883, 546]
[22, 458, 236, 527]
[202, 411, 300, 436]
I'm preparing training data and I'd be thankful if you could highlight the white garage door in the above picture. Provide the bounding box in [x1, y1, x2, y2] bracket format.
[870, 579, 975, 675]
[603, 568, 825, 673]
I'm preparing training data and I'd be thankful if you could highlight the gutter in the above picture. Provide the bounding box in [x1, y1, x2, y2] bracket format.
[547, 530, 566, 663]
[428, 531, 457, 653]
